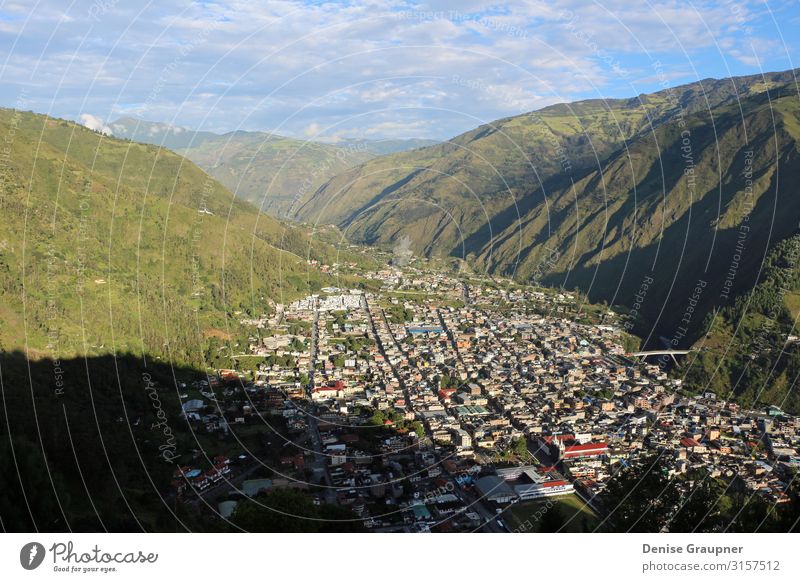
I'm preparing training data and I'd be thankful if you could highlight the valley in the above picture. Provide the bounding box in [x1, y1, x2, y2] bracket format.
[3, 68, 800, 535]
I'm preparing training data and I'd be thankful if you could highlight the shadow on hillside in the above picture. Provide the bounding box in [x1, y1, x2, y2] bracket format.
[0, 350, 215, 532]
[543, 144, 800, 348]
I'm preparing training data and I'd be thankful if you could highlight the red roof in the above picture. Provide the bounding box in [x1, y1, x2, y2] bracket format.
[681, 437, 701, 448]
[543, 434, 575, 444]
[565, 442, 607, 451]
[542, 480, 570, 488]
[563, 442, 608, 457]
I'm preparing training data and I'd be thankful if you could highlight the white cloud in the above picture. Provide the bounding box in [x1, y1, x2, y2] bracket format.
[303, 122, 322, 137]
[79, 113, 113, 135]
[1, 0, 796, 141]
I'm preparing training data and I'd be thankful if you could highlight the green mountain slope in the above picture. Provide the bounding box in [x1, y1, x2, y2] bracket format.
[177, 131, 374, 217]
[683, 235, 800, 413]
[329, 137, 439, 155]
[296, 70, 800, 342]
[109, 118, 436, 217]
[0, 109, 350, 366]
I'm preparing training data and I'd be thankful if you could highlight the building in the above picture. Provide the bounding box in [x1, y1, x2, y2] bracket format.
[475, 475, 517, 504]
[560, 441, 608, 460]
[514, 480, 574, 500]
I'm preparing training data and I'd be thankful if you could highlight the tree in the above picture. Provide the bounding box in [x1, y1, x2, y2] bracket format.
[667, 478, 730, 532]
[512, 437, 529, 458]
[232, 489, 365, 532]
[369, 410, 386, 426]
[600, 455, 680, 532]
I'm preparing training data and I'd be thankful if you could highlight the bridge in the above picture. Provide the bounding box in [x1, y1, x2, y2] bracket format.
[630, 349, 691, 365]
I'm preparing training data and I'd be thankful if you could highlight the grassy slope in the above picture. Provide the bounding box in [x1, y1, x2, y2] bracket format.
[297, 70, 796, 232]
[684, 235, 800, 413]
[0, 109, 356, 366]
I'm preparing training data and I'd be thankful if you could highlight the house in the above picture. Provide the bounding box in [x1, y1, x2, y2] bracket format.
[561, 441, 608, 459]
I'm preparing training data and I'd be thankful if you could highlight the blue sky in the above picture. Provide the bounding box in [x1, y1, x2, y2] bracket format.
[1, 0, 798, 141]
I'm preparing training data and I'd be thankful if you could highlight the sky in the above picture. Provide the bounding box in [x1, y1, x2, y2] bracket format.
[0, 0, 798, 141]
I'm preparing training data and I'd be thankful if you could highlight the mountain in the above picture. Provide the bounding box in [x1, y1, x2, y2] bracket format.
[296, 69, 800, 344]
[109, 116, 221, 149]
[109, 118, 436, 217]
[0, 109, 361, 366]
[684, 235, 800, 413]
[328, 137, 440, 155]
[176, 132, 374, 217]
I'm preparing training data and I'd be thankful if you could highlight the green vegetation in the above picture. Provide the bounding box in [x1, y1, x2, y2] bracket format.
[505, 494, 598, 533]
[330, 334, 374, 354]
[0, 351, 212, 531]
[494, 437, 529, 463]
[620, 332, 641, 353]
[109, 117, 375, 217]
[232, 489, 365, 532]
[682, 235, 800, 413]
[600, 455, 800, 532]
[0, 109, 356, 366]
[439, 372, 459, 389]
[384, 302, 414, 324]
[110, 118, 438, 218]
[264, 354, 297, 368]
[366, 408, 422, 437]
[180, 133, 374, 217]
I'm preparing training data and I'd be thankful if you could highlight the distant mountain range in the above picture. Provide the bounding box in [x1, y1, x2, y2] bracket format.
[296, 69, 800, 345]
[108, 117, 437, 217]
[325, 137, 441, 155]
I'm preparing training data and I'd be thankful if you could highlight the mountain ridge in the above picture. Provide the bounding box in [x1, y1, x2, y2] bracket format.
[109, 117, 437, 216]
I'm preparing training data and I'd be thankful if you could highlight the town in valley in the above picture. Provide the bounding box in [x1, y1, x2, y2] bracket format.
[168, 252, 799, 532]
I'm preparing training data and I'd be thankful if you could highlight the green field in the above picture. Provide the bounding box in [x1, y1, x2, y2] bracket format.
[505, 494, 599, 533]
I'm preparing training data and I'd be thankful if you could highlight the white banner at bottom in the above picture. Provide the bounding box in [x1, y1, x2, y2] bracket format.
[0, 533, 796, 580]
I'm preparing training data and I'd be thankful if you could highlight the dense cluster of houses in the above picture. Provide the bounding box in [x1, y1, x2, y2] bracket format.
[181, 260, 800, 530]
